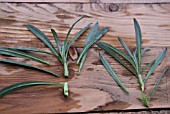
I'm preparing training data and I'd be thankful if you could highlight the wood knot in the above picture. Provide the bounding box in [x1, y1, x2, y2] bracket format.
[108, 3, 119, 12]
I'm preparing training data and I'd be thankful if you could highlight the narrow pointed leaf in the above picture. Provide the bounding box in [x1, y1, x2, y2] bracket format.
[132, 50, 139, 73]
[134, 18, 142, 72]
[78, 53, 87, 75]
[77, 27, 109, 64]
[118, 37, 138, 70]
[118, 37, 133, 59]
[27, 24, 62, 62]
[141, 93, 149, 107]
[78, 22, 99, 75]
[51, 29, 62, 55]
[65, 23, 92, 57]
[64, 16, 85, 55]
[96, 42, 136, 75]
[96, 42, 136, 70]
[65, 16, 85, 42]
[99, 53, 129, 94]
[14, 47, 52, 55]
[0, 59, 59, 77]
[149, 67, 169, 101]
[85, 22, 99, 44]
[0, 81, 63, 98]
[142, 49, 150, 56]
[144, 48, 167, 83]
[68, 23, 92, 47]
[0, 48, 50, 65]
[141, 60, 155, 73]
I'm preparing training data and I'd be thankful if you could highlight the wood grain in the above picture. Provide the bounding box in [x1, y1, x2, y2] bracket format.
[0, 2, 170, 113]
[1, 0, 170, 3]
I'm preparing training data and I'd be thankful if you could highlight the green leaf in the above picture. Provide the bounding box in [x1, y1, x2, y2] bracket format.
[65, 23, 92, 58]
[51, 29, 62, 55]
[65, 16, 85, 42]
[118, 37, 133, 59]
[96, 42, 136, 75]
[144, 48, 167, 83]
[64, 16, 85, 57]
[78, 53, 87, 75]
[8, 47, 52, 55]
[0, 59, 60, 77]
[64, 82, 69, 97]
[85, 22, 99, 43]
[141, 93, 149, 107]
[141, 60, 155, 73]
[142, 49, 150, 56]
[96, 42, 136, 71]
[77, 27, 109, 64]
[99, 53, 129, 94]
[149, 67, 169, 101]
[118, 37, 138, 70]
[0, 48, 50, 65]
[78, 22, 99, 75]
[27, 24, 62, 62]
[0, 81, 63, 98]
[68, 23, 92, 48]
[134, 18, 142, 72]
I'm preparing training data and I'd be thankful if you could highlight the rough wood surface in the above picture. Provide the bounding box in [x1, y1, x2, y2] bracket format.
[0, 2, 170, 113]
[1, 0, 170, 3]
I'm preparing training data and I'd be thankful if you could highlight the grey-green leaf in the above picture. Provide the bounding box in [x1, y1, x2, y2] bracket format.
[144, 48, 167, 83]
[27, 24, 62, 62]
[0, 81, 63, 98]
[65, 23, 92, 57]
[141, 60, 155, 73]
[8, 47, 52, 55]
[99, 53, 129, 94]
[96, 42, 136, 71]
[51, 29, 62, 55]
[142, 49, 150, 56]
[78, 22, 99, 75]
[77, 27, 109, 64]
[134, 18, 142, 72]
[0, 48, 50, 65]
[141, 93, 149, 107]
[65, 16, 85, 42]
[0, 59, 60, 77]
[149, 67, 169, 101]
[118, 37, 137, 70]
[85, 22, 99, 44]
[96, 42, 136, 75]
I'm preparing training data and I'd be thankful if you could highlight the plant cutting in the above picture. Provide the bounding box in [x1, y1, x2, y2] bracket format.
[0, 17, 91, 98]
[76, 22, 109, 74]
[28, 16, 91, 77]
[0, 81, 69, 97]
[97, 18, 168, 107]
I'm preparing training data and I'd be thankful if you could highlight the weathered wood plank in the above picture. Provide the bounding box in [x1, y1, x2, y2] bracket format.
[0, 2, 170, 113]
[1, 0, 170, 3]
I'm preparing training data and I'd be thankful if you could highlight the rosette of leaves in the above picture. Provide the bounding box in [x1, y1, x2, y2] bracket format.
[96, 18, 169, 107]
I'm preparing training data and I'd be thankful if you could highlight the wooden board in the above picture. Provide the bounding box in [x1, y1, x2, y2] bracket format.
[1, 0, 170, 3]
[0, 2, 170, 113]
